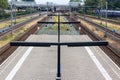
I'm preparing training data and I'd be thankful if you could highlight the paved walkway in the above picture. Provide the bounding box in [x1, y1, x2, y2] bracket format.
[0, 35, 120, 80]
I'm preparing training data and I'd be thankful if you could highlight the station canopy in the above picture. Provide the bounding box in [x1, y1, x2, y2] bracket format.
[9, 0, 37, 7]
[22, 0, 35, 1]
[69, 0, 83, 7]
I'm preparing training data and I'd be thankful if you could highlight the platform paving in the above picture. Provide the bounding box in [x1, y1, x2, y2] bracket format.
[0, 35, 120, 80]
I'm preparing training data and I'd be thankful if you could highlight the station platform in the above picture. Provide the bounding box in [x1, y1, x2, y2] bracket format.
[0, 35, 120, 80]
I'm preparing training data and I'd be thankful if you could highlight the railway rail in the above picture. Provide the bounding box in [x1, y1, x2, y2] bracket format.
[0, 16, 48, 64]
[67, 13, 120, 67]
[80, 23, 120, 67]
[78, 14, 120, 25]
[0, 15, 41, 39]
[0, 12, 120, 68]
[0, 12, 38, 24]
[75, 14, 120, 43]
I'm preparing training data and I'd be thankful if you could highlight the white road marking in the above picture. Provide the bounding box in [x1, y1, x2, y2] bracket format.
[97, 47, 120, 70]
[85, 47, 112, 80]
[5, 47, 33, 80]
[93, 47, 120, 78]
[0, 47, 24, 75]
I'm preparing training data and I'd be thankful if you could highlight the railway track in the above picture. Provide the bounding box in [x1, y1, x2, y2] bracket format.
[68, 13, 120, 67]
[0, 12, 38, 24]
[80, 23, 120, 67]
[0, 12, 119, 67]
[0, 16, 48, 64]
[0, 15, 41, 39]
[78, 14, 120, 25]
[75, 14, 120, 43]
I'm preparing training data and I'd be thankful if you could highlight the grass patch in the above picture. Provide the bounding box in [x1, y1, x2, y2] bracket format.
[92, 19, 120, 32]
[0, 16, 32, 29]
[0, 27, 26, 48]
[47, 16, 72, 31]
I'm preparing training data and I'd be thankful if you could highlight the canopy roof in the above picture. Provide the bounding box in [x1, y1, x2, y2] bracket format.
[70, 0, 82, 2]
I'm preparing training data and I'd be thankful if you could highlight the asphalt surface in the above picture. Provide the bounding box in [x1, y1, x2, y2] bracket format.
[0, 35, 120, 80]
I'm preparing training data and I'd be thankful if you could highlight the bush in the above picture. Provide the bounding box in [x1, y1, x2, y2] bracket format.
[0, 9, 10, 19]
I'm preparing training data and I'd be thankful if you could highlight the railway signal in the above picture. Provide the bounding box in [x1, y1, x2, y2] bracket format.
[10, 13, 108, 80]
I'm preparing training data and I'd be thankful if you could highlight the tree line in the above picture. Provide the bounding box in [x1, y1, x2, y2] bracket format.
[0, 0, 8, 9]
[85, 0, 120, 10]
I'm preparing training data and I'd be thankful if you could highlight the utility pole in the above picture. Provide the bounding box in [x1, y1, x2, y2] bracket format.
[47, 2, 49, 14]
[14, 5, 17, 24]
[105, 1, 108, 37]
[31, 3, 32, 15]
[69, 4, 71, 19]
[83, 0, 85, 19]
[100, 0, 103, 25]
[83, 5, 85, 19]
[10, 0, 13, 35]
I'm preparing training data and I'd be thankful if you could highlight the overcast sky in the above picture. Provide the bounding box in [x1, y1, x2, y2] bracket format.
[10, 0, 70, 5]
[9, 0, 84, 5]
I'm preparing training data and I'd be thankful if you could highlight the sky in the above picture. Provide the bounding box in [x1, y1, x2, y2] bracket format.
[11, 0, 70, 5]
[9, 0, 84, 5]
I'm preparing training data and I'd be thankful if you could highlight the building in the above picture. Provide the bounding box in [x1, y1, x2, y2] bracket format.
[22, 0, 35, 1]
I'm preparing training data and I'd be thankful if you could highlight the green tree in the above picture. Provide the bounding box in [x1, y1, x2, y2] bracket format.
[70, 0, 82, 2]
[85, 0, 100, 7]
[114, 0, 120, 9]
[0, 0, 8, 9]
[85, 0, 120, 10]
[101, 0, 118, 9]
[83, 0, 99, 15]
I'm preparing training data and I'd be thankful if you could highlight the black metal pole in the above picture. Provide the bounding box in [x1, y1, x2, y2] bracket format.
[58, 14, 60, 42]
[56, 14, 61, 80]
